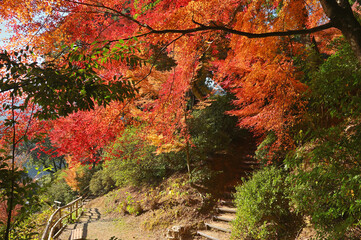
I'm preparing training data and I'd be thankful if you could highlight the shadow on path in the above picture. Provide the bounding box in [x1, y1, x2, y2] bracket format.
[83, 208, 101, 222]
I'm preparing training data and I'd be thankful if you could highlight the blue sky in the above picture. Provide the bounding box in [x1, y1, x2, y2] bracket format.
[0, 22, 11, 121]
[0, 21, 13, 46]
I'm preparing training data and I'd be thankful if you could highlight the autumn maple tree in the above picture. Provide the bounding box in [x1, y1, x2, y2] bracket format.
[0, 46, 134, 238]
[0, 1, 361, 238]
[1, 0, 360, 159]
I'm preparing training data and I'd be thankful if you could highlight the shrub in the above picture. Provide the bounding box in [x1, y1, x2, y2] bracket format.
[255, 132, 277, 165]
[40, 173, 77, 205]
[89, 169, 115, 196]
[286, 125, 361, 239]
[283, 38, 361, 239]
[75, 165, 100, 195]
[232, 166, 302, 240]
[189, 166, 221, 187]
[124, 192, 143, 215]
[308, 40, 361, 122]
[288, 164, 361, 239]
[103, 127, 171, 187]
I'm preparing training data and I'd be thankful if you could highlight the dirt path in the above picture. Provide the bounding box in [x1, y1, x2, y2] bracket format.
[57, 198, 164, 240]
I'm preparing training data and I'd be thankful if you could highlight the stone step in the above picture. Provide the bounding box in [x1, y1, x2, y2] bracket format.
[218, 200, 235, 207]
[214, 213, 236, 222]
[205, 221, 232, 233]
[239, 162, 259, 167]
[241, 160, 259, 165]
[217, 206, 236, 213]
[197, 230, 231, 240]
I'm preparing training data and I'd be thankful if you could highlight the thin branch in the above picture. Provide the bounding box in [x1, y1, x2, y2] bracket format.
[15, 103, 36, 146]
[102, 32, 156, 44]
[94, 20, 118, 40]
[26, 14, 51, 46]
[65, 0, 153, 30]
[135, 33, 185, 86]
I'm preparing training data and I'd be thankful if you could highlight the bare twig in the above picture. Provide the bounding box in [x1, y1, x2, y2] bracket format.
[65, 0, 153, 30]
[135, 33, 185, 86]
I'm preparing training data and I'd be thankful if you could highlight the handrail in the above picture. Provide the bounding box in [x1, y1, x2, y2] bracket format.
[41, 196, 84, 240]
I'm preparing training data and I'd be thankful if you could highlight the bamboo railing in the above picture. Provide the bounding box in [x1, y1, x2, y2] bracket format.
[41, 196, 84, 240]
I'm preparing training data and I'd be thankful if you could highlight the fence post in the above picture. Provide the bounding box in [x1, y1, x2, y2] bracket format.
[42, 196, 84, 240]
[76, 200, 79, 218]
[70, 204, 73, 221]
[59, 208, 62, 229]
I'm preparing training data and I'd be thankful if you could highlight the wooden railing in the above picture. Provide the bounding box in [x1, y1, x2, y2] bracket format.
[41, 196, 84, 240]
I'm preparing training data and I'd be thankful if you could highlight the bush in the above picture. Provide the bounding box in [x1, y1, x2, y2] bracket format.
[283, 37, 361, 239]
[308, 40, 361, 121]
[89, 169, 115, 196]
[103, 127, 171, 187]
[189, 166, 221, 187]
[39, 173, 77, 205]
[232, 166, 302, 240]
[74, 165, 99, 195]
[288, 164, 361, 239]
[255, 132, 277, 165]
[286, 125, 361, 239]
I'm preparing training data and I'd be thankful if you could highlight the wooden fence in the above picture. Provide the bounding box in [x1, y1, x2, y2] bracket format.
[41, 196, 84, 240]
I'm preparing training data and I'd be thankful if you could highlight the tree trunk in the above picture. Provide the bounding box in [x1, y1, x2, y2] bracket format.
[5, 95, 16, 240]
[319, 0, 361, 63]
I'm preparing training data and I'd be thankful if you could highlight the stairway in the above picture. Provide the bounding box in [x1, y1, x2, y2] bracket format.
[70, 224, 84, 240]
[197, 204, 236, 240]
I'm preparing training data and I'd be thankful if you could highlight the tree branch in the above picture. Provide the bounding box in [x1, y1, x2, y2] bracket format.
[148, 20, 335, 38]
[100, 21, 334, 46]
[65, 0, 154, 30]
[135, 34, 185, 86]
[66, 0, 334, 39]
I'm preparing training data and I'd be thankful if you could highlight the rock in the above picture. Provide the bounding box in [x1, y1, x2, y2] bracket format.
[166, 225, 186, 240]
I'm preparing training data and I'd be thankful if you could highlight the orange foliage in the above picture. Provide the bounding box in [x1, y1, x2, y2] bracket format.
[0, 201, 21, 227]
[1, 0, 346, 156]
[63, 155, 82, 191]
